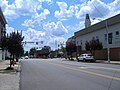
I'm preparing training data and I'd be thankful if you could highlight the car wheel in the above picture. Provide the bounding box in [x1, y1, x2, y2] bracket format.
[83, 58, 86, 62]
[77, 59, 80, 62]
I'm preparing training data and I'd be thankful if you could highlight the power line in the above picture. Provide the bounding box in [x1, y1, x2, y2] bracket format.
[90, 0, 104, 17]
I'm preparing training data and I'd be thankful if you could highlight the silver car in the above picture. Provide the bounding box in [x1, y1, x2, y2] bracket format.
[77, 54, 94, 62]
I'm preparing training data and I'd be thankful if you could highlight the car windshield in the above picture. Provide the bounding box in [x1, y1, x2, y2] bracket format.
[88, 54, 93, 56]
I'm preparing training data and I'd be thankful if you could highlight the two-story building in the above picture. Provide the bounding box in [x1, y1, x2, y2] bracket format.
[75, 14, 120, 60]
[0, 7, 7, 60]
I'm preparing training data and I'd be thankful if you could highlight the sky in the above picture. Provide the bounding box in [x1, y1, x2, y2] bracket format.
[0, 0, 120, 51]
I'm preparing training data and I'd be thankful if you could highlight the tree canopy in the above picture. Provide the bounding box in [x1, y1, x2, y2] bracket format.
[1, 31, 24, 59]
[29, 48, 37, 57]
[1, 31, 24, 68]
[7, 31, 24, 58]
[66, 39, 76, 60]
[85, 38, 103, 56]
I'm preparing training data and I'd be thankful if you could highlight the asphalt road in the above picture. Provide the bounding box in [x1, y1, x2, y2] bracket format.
[20, 58, 120, 90]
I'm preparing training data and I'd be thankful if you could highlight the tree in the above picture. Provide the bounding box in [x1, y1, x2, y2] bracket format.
[42, 46, 51, 51]
[59, 44, 66, 53]
[66, 40, 76, 60]
[29, 48, 36, 57]
[24, 51, 29, 56]
[7, 31, 24, 59]
[42, 46, 51, 57]
[85, 38, 103, 59]
[4, 31, 24, 68]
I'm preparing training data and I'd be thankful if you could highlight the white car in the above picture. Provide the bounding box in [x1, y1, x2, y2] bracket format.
[25, 56, 29, 59]
[77, 54, 94, 62]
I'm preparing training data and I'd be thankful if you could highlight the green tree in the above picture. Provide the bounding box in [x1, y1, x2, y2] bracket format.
[85, 38, 103, 59]
[7, 31, 24, 58]
[59, 44, 66, 53]
[41, 46, 51, 58]
[5, 31, 24, 68]
[66, 41, 76, 60]
[42, 46, 51, 51]
[29, 48, 36, 57]
[24, 51, 29, 56]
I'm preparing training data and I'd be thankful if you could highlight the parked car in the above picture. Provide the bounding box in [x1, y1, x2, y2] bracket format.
[77, 53, 94, 62]
[25, 56, 29, 59]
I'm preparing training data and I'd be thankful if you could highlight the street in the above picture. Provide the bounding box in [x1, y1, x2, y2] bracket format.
[20, 58, 120, 90]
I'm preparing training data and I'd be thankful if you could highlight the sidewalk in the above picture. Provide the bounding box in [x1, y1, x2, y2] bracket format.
[0, 60, 20, 90]
[62, 58, 120, 65]
[96, 60, 120, 65]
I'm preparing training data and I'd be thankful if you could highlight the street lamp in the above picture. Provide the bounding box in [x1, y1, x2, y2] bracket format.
[92, 18, 110, 63]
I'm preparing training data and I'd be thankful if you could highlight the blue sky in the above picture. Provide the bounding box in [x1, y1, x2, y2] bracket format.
[0, 0, 120, 51]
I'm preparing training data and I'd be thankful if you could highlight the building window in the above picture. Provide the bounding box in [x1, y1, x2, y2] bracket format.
[116, 31, 119, 35]
[104, 34, 107, 41]
[108, 33, 113, 44]
[92, 37, 95, 39]
[77, 41, 78, 45]
[81, 40, 82, 45]
[96, 36, 99, 39]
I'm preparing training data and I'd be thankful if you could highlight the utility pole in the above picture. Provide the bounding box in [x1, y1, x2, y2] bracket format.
[92, 18, 110, 63]
[105, 20, 110, 63]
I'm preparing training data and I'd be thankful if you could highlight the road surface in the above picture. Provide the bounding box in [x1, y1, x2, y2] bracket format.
[20, 58, 120, 90]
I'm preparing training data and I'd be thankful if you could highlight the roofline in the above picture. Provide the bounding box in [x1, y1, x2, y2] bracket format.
[75, 14, 120, 38]
[0, 7, 7, 24]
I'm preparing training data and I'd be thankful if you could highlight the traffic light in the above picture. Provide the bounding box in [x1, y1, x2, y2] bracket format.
[36, 42, 38, 45]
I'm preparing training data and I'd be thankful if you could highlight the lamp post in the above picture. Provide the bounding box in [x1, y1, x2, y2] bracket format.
[92, 18, 110, 63]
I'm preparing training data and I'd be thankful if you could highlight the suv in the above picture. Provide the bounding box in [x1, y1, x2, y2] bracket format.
[77, 54, 94, 62]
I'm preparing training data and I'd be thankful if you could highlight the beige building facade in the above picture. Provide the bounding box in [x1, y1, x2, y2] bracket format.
[0, 7, 7, 60]
[75, 14, 120, 60]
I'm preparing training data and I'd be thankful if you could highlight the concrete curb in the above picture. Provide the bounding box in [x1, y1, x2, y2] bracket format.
[61, 58, 120, 65]
[0, 60, 20, 90]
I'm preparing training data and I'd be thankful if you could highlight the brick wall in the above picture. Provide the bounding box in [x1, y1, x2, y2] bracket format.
[80, 47, 120, 61]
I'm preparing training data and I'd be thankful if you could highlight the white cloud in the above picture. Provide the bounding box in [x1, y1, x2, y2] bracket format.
[88, 0, 120, 20]
[43, 21, 68, 36]
[6, 25, 66, 51]
[22, 19, 37, 28]
[18, 28, 46, 51]
[107, 0, 120, 17]
[52, 21, 68, 36]
[75, 5, 92, 18]
[6, 25, 15, 34]
[22, 27, 66, 51]
[0, 0, 52, 20]
[34, 9, 50, 19]
[66, 21, 85, 33]
[22, 9, 50, 27]
[54, 0, 111, 20]
[0, 0, 37, 19]
[38, 0, 53, 4]
[2, 0, 120, 51]
[54, 1, 76, 20]
[0, 0, 8, 11]
[75, 0, 110, 19]
[22, 28, 45, 42]
[0, 0, 19, 19]
[14, 0, 38, 16]
[110, 0, 120, 9]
